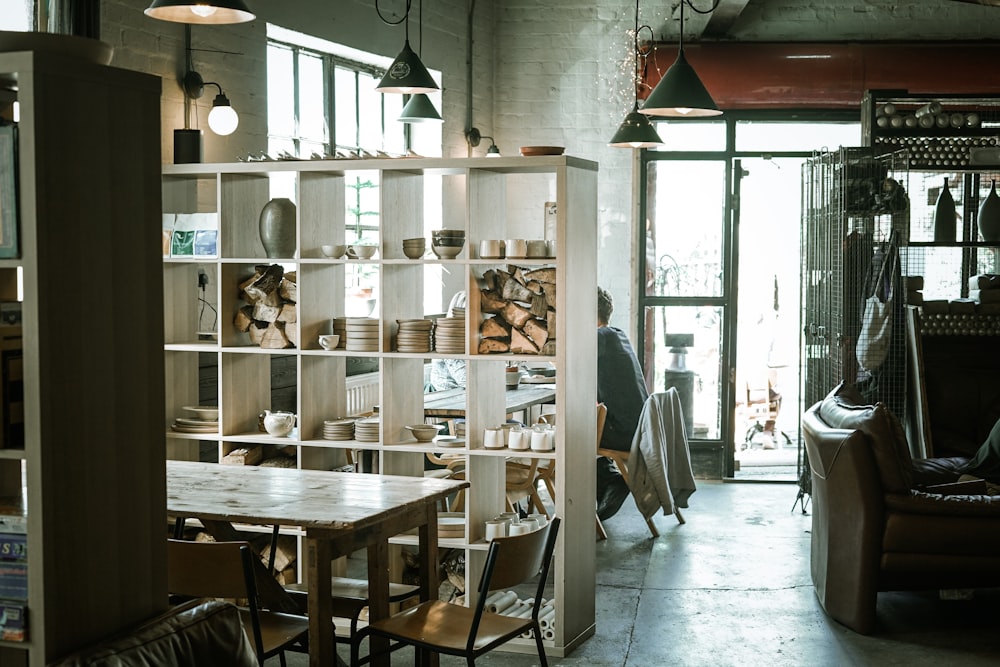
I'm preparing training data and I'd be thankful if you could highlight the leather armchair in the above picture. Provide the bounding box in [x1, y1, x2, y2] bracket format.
[802, 383, 1000, 634]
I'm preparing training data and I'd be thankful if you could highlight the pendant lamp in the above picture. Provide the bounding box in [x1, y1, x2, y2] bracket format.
[144, 0, 255, 24]
[375, 0, 439, 94]
[610, 0, 663, 148]
[399, 93, 443, 123]
[640, 0, 721, 118]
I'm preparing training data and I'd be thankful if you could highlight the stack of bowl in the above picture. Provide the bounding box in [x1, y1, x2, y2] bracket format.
[431, 229, 465, 259]
[402, 237, 426, 259]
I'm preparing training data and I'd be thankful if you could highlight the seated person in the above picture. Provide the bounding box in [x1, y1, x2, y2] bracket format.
[430, 291, 467, 391]
[596, 286, 649, 520]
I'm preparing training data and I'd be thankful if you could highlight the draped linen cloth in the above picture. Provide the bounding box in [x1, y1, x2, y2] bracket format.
[628, 389, 697, 519]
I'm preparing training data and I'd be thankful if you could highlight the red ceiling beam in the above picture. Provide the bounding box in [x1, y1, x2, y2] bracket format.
[641, 42, 1000, 109]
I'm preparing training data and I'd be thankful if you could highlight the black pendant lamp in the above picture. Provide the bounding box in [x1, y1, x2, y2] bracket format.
[399, 93, 443, 123]
[641, 0, 721, 118]
[610, 0, 663, 148]
[376, 0, 439, 94]
[144, 0, 255, 24]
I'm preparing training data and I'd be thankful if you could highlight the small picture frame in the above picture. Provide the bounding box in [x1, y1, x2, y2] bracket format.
[0, 124, 18, 259]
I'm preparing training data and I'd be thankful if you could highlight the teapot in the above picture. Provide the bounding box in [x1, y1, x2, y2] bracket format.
[262, 410, 296, 437]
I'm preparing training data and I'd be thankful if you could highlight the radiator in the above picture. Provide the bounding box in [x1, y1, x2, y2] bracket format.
[346, 371, 380, 416]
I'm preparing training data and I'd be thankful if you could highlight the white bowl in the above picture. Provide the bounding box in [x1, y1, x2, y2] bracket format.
[182, 405, 219, 421]
[318, 334, 340, 350]
[432, 245, 462, 259]
[352, 244, 378, 259]
[321, 244, 347, 258]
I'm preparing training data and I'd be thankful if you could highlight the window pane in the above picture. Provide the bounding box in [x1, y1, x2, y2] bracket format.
[297, 51, 327, 145]
[267, 44, 295, 138]
[647, 305, 724, 440]
[650, 121, 726, 152]
[358, 72, 384, 150]
[736, 121, 860, 151]
[646, 160, 726, 297]
[384, 94, 405, 154]
[334, 67, 358, 149]
[0, 1, 32, 30]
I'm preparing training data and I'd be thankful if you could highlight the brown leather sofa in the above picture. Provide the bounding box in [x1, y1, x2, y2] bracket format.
[50, 598, 257, 666]
[802, 382, 1000, 634]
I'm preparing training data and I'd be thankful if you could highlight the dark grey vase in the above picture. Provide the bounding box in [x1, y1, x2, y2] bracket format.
[978, 179, 1000, 243]
[259, 198, 296, 258]
[933, 177, 956, 243]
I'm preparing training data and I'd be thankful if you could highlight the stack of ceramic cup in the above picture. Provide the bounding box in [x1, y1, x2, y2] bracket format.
[433, 317, 465, 353]
[402, 237, 426, 259]
[396, 319, 433, 352]
[431, 229, 465, 259]
[353, 416, 381, 443]
[323, 418, 356, 441]
[344, 317, 379, 352]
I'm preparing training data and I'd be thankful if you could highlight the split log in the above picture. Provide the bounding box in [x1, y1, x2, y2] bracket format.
[523, 318, 549, 348]
[530, 294, 548, 318]
[478, 338, 509, 354]
[482, 269, 498, 293]
[253, 303, 282, 323]
[540, 340, 557, 356]
[248, 321, 267, 345]
[234, 305, 255, 333]
[543, 284, 557, 311]
[501, 301, 533, 329]
[244, 264, 284, 302]
[547, 310, 557, 341]
[480, 289, 507, 314]
[221, 446, 263, 466]
[260, 321, 293, 349]
[510, 327, 539, 355]
[279, 277, 298, 303]
[502, 278, 536, 304]
[285, 323, 298, 347]
[277, 303, 297, 323]
[480, 316, 511, 339]
[524, 267, 556, 284]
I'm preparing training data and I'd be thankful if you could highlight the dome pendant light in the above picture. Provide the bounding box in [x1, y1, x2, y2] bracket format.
[640, 0, 721, 118]
[144, 0, 255, 25]
[610, 0, 664, 148]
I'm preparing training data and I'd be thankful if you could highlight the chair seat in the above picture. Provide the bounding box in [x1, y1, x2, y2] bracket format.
[285, 577, 420, 617]
[367, 600, 533, 654]
[238, 608, 310, 658]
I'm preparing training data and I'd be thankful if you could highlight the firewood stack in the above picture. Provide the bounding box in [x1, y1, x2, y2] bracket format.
[233, 264, 298, 349]
[478, 265, 556, 355]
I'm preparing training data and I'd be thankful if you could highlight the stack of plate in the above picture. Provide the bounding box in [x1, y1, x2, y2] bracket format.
[354, 416, 381, 443]
[344, 318, 380, 352]
[396, 319, 433, 353]
[332, 318, 348, 349]
[434, 317, 465, 354]
[170, 416, 218, 435]
[437, 512, 466, 539]
[323, 418, 356, 441]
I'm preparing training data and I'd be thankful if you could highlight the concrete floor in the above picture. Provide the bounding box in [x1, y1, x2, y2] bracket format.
[286, 481, 1000, 666]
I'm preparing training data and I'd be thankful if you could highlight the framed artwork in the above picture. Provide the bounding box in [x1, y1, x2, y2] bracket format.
[0, 124, 18, 259]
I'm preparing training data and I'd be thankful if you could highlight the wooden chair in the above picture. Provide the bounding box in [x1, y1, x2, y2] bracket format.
[166, 538, 310, 667]
[352, 517, 562, 667]
[504, 457, 551, 519]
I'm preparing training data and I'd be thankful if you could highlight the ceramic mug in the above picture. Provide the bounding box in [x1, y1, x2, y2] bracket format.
[527, 513, 548, 529]
[479, 239, 503, 259]
[318, 334, 340, 350]
[508, 427, 528, 450]
[485, 520, 506, 541]
[519, 517, 540, 532]
[509, 522, 530, 536]
[505, 238, 528, 258]
[526, 239, 548, 258]
[484, 426, 504, 449]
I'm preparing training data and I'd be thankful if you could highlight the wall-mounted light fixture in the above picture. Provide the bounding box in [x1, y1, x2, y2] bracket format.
[144, 0, 255, 24]
[375, 0, 439, 94]
[640, 0, 721, 118]
[184, 70, 239, 135]
[609, 0, 664, 148]
[466, 128, 500, 157]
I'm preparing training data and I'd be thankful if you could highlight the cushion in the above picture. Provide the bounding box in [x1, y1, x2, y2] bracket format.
[818, 382, 913, 493]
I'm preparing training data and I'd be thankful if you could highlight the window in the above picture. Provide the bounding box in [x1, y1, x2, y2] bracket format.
[0, 2, 33, 31]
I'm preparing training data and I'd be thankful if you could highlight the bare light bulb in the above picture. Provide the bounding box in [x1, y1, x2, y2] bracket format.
[208, 95, 239, 135]
[190, 4, 217, 17]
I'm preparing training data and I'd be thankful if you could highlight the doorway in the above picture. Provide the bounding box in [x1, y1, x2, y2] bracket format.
[638, 115, 860, 481]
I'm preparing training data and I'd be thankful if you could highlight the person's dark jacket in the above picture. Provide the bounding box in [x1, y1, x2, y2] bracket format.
[597, 326, 649, 452]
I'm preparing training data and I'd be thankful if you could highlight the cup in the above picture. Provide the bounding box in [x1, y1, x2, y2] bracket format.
[527, 513, 548, 529]
[318, 334, 340, 350]
[505, 238, 528, 258]
[484, 426, 504, 449]
[519, 517, 539, 532]
[509, 522, 530, 536]
[508, 426, 528, 450]
[484, 519, 506, 541]
[526, 239, 548, 258]
[479, 239, 503, 259]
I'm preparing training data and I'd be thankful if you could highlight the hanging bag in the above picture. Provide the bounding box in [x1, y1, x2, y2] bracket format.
[856, 235, 897, 371]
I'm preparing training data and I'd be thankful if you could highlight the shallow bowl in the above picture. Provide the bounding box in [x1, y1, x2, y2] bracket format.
[406, 424, 445, 442]
[321, 244, 347, 258]
[432, 244, 463, 259]
[351, 244, 378, 259]
[182, 405, 219, 421]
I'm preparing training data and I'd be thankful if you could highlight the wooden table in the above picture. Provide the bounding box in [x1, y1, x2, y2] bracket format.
[423, 383, 556, 419]
[166, 460, 468, 667]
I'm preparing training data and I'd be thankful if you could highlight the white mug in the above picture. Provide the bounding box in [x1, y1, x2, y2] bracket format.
[508, 427, 528, 450]
[519, 517, 539, 532]
[530, 429, 548, 451]
[509, 522, 530, 536]
[485, 520, 506, 541]
[527, 513, 548, 529]
[484, 427, 504, 449]
[526, 239, 548, 257]
[505, 238, 528, 258]
[479, 239, 503, 259]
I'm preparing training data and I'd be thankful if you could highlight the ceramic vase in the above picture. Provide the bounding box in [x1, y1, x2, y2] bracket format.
[978, 179, 1000, 243]
[933, 177, 956, 243]
[259, 197, 297, 258]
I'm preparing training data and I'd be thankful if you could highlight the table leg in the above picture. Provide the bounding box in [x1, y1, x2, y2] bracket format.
[307, 537, 334, 667]
[417, 503, 440, 667]
[367, 538, 391, 666]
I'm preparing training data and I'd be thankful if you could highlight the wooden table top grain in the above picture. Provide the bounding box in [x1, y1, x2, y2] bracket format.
[421, 383, 556, 418]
